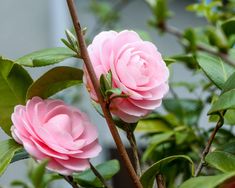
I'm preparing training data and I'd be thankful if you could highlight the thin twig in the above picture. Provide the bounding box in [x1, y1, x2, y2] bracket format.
[195, 112, 225, 176]
[163, 25, 235, 67]
[124, 123, 142, 176]
[89, 162, 111, 188]
[66, 1, 142, 187]
[62, 175, 79, 188]
[156, 174, 166, 188]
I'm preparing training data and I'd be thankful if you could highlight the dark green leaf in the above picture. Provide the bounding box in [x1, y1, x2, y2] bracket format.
[217, 140, 235, 155]
[168, 54, 197, 68]
[155, 0, 170, 24]
[99, 72, 112, 97]
[196, 53, 234, 89]
[221, 17, 235, 38]
[183, 29, 197, 53]
[142, 132, 174, 162]
[11, 149, 29, 163]
[11, 180, 30, 188]
[163, 58, 176, 65]
[208, 89, 235, 114]
[224, 109, 235, 125]
[136, 118, 172, 133]
[206, 27, 228, 52]
[27, 66, 83, 99]
[73, 160, 120, 188]
[0, 139, 22, 176]
[42, 173, 62, 187]
[205, 151, 235, 172]
[61, 29, 79, 53]
[31, 160, 48, 188]
[105, 88, 122, 97]
[140, 155, 194, 188]
[210, 109, 235, 125]
[179, 172, 235, 188]
[222, 72, 235, 94]
[0, 57, 33, 135]
[163, 99, 203, 126]
[16, 47, 76, 67]
[61, 39, 77, 52]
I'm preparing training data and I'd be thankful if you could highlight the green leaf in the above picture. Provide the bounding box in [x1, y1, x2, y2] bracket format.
[0, 57, 33, 135]
[30, 160, 48, 188]
[145, 0, 156, 8]
[0, 139, 22, 176]
[105, 88, 122, 97]
[221, 17, 235, 38]
[217, 140, 235, 155]
[183, 29, 197, 53]
[142, 132, 174, 162]
[179, 171, 235, 188]
[222, 72, 235, 94]
[205, 151, 235, 172]
[154, 0, 170, 24]
[136, 118, 172, 133]
[168, 54, 197, 68]
[206, 27, 228, 52]
[99, 72, 112, 97]
[11, 180, 30, 188]
[140, 155, 194, 188]
[16, 47, 76, 67]
[208, 89, 235, 114]
[196, 53, 234, 89]
[27, 66, 83, 99]
[163, 58, 176, 65]
[42, 173, 62, 187]
[61, 29, 79, 53]
[11, 149, 29, 163]
[163, 99, 203, 126]
[73, 160, 120, 188]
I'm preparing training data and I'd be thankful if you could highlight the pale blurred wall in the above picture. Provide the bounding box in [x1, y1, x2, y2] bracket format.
[0, 0, 206, 187]
[0, 0, 68, 186]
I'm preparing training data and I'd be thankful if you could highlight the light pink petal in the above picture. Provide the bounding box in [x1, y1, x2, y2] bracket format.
[78, 122, 98, 145]
[113, 98, 149, 116]
[71, 140, 102, 159]
[46, 159, 74, 175]
[56, 158, 90, 171]
[30, 137, 69, 160]
[129, 99, 162, 110]
[11, 126, 23, 144]
[112, 108, 142, 123]
[43, 105, 71, 123]
[113, 30, 142, 57]
[23, 139, 46, 159]
[71, 111, 85, 139]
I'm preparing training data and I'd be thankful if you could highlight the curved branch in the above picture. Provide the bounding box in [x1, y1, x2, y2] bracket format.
[66, 1, 142, 187]
[163, 25, 235, 67]
[195, 112, 225, 176]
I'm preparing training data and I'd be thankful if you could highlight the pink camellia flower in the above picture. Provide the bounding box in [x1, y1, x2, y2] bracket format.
[84, 30, 169, 123]
[11, 97, 101, 175]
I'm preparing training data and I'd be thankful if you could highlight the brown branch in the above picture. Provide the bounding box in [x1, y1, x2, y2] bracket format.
[163, 25, 235, 67]
[124, 124, 142, 176]
[66, 1, 142, 187]
[156, 174, 166, 188]
[195, 112, 225, 176]
[62, 175, 79, 188]
[89, 162, 111, 188]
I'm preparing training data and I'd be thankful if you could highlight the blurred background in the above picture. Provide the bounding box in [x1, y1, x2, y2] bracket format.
[0, 0, 206, 187]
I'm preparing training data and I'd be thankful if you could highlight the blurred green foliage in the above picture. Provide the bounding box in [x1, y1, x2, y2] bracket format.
[1, 0, 235, 187]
